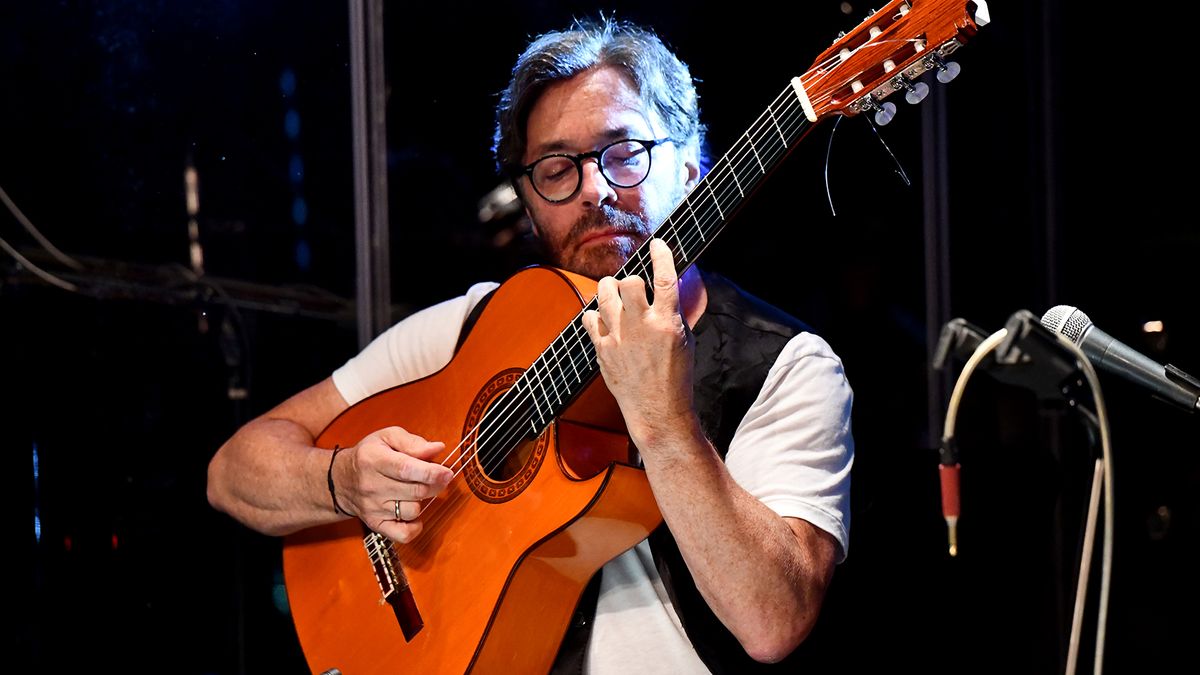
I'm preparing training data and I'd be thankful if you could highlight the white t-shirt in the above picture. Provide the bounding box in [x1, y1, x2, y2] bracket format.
[332, 280, 854, 674]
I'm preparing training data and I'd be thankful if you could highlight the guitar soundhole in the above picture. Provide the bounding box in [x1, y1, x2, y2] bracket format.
[476, 421, 535, 482]
[462, 369, 549, 504]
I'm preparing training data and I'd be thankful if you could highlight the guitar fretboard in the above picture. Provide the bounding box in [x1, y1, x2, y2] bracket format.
[473, 81, 815, 464]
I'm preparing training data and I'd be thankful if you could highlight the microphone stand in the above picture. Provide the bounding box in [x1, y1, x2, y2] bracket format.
[1067, 407, 1105, 675]
[936, 311, 1115, 675]
[995, 312, 1115, 675]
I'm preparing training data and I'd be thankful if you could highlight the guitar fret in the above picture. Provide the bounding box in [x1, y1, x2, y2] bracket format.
[685, 197, 706, 242]
[529, 312, 601, 425]
[627, 247, 645, 286]
[729, 162, 745, 198]
[745, 132, 766, 174]
[522, 378, 547, 430]
[545, 345, 567, 407]
[552, 345, 569, 397]
[567, 327, 581, 382]
[578, 322, 596, 371]
[706, 182, 725, 221]
[555, 335, 579, 385]
[535, 363, 559, 407]
[767, 106, 788, 147]
[581, 326, 597, 363]
[669, 221, 688, 262]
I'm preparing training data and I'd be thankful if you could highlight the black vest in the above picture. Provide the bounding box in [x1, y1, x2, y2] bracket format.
[462, 269, 815, 674]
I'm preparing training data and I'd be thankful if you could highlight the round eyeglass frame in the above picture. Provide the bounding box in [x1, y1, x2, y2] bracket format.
[518, 138, 673, 203]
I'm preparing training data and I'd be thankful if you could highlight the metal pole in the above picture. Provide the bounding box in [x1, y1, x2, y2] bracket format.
[349, 0, 391, 347]
[922, 88, 952, 448]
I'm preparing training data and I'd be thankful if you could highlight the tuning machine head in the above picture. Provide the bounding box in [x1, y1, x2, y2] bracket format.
[895, 76, 931, 105]
[874, 101, 898, 126]
[931, 54, 963, 83]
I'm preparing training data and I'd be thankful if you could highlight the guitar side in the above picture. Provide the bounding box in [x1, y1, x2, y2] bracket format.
[282, 266, 662, 674]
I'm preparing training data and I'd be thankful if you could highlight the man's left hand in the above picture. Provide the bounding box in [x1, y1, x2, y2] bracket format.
[581, 238, 697, 449]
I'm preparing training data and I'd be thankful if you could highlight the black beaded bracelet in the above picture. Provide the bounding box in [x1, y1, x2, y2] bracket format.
[327, 444, 349, 515]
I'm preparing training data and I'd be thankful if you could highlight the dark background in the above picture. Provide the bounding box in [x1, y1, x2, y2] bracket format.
[3, 1, 1196, 673]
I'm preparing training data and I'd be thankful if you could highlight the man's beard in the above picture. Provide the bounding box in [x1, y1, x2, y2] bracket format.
[539, 204, 656, 280]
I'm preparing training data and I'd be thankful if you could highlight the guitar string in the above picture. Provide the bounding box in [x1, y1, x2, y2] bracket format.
[406, 136, 799, 555]
[427, 84, 801, 478]
[406, 49, 885, 550]
[406, 74, 869, 555]
[407, 90, 816, 554]
[416, 38, 896, 504]
[420, 51, 844, 473]
[423, 66, 829, 476]
[404, 39, 915, 553]
[435, 36, 927, 482]
[428, 55, 866, 483]
[425, 36, 916, 479]
[417, 38, 885, 482]
[436, 83, 809, 466]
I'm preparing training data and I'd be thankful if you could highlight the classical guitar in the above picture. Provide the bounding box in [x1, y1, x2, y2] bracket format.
[283, 2, 990, 672]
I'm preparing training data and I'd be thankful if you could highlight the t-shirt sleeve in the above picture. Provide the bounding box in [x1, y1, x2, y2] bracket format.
[724, 332, 855, 562]
[331, 281, 499, 405]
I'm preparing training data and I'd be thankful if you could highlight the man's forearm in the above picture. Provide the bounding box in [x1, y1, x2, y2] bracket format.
[207, 417, 347, 536]
[639, 420, 836, 664]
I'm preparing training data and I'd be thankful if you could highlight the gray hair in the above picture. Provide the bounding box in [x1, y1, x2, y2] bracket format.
[493, 17, 706, 176]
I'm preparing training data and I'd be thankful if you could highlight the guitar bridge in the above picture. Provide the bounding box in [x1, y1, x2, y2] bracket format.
[363, 531, 424, 641]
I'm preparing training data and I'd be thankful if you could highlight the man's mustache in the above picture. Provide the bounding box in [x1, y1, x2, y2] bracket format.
[567, 205, 652, 243]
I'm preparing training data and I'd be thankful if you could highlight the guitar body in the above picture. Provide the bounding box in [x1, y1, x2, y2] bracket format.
[283, 266, 663, 674]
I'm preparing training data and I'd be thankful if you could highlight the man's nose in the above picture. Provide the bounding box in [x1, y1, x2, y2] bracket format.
[579, 158, 618, 207]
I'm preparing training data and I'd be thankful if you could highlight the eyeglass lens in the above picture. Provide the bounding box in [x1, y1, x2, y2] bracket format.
[531, 140, 652, 202]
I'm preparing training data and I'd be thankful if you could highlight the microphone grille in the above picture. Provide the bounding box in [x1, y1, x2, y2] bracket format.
[1040, 304, 1092, 344]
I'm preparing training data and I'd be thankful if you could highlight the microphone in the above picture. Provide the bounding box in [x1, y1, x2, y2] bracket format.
[1040, 305, 1200, 414]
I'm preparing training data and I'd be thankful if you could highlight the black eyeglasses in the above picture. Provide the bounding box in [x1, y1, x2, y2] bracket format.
[519, 138, 674, 203]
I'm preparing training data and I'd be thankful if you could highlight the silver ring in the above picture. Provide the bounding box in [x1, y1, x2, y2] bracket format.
[393, 499, 402, 521]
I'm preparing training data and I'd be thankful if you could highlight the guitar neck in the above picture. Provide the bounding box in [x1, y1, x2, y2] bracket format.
[509, 0, 992, 437]
[511, 81, 816, 437]
[619, 81, 814, 286]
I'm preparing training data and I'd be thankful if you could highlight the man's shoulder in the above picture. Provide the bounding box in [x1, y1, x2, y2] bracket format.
[699, 269, 812, 340]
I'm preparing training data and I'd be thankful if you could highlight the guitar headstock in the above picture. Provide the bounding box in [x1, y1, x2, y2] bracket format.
[797, 0, 989, 121]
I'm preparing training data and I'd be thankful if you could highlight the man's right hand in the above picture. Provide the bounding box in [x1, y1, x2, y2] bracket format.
[332, 426, 454, 543]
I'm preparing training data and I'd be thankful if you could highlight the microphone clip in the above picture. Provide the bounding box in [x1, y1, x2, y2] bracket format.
[935, 311, 1089, 405]
[993, 310, 1087, 404]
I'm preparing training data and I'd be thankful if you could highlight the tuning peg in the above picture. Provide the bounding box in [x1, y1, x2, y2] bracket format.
[934, 58, 962, 84]
[898, 78, 930, 105]
[906, 82, 930, 104]
[874, 101, 897, 126]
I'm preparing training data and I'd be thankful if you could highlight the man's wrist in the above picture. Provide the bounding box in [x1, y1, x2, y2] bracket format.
[327, 445, 350, 515]
[629, 410, 708, 459]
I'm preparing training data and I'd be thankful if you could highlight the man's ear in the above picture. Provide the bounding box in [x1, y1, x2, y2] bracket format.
[510, 178, 540, 238]
[682, 155, 700, 192]
[524, 205, 541, 239]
